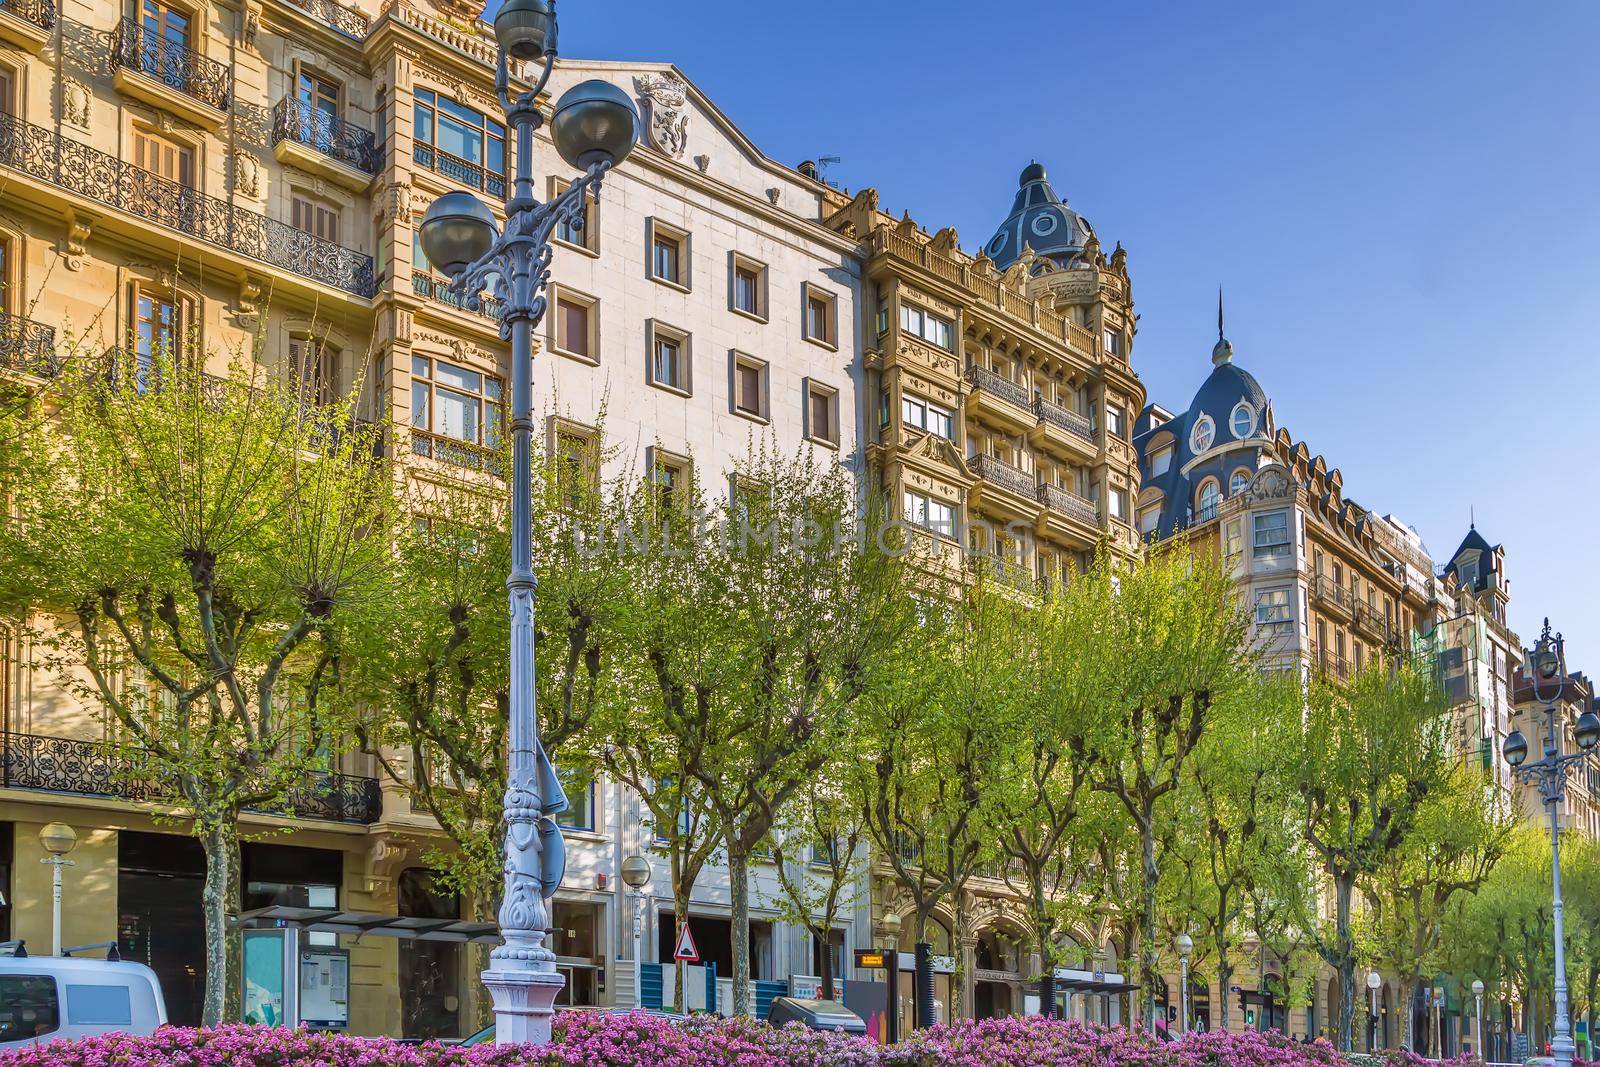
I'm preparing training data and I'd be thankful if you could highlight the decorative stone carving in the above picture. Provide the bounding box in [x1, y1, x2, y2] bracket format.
[387, 180, 413, 222]
[395, 309, 413, 343]
[243, 0, 261, 42]
[60, 210, 93, 271]
[634, 72, 689, 159]
[765, 187, 780, 205]
[233, 150, 261, 198]
[234, 276, 263, 328]
[693, 153, 709, 173]
[60, 79, 90, 127]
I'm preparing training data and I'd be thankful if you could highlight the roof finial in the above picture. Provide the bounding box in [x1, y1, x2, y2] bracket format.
[1470, 504, 1475, 530]
[1211, 286, 1233, 366]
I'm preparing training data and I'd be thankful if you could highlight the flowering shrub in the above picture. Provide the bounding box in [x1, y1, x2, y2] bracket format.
[0, 1016, 1429, 1067]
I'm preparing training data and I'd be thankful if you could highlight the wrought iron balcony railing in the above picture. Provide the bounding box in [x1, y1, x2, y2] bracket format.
[112, 18, 232, 112]
[0, 309, 58, 377]
[1038, 481, 1098, 526]
[284, 0, 367, 37]
[411, 427, 503, 477]
[1314, 574, 1351, 612]
[1034, 395, 1095, 441]
[0, 113, 374, 297]
[0, 0, 56, 33]
[271, 97, 380, 175]
[413, 142, 506, 200]
[965, 364, 1031, 411]
[0, 730, 381, 824]
[411, 272, 502, 320]
[970, 453, 1037, 500]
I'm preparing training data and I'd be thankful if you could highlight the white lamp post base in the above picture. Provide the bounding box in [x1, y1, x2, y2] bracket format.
[482, 965, 566, 1045]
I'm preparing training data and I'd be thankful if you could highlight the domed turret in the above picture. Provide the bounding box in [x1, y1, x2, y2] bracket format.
[982, 162, 1094, 270]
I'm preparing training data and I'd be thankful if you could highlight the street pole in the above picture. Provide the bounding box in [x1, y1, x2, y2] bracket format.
[37, 823, 77, 957]
[1181, 955, 1189, 1035]
[1474, 984, 1484, 1063]
[632, 890, 644, 1010]
[418, 0, 640, 1045]
[1501, 622, 1600, 1067]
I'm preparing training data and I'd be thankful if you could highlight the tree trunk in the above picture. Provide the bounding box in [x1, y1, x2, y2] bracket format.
[674, 893, 691, 1012]
[198, 816, 238, 1027]
[1401, 977, 1416, 1051]
[728, 846, 751, 1016]
[1335, 873, 1356, 1052]
[1215, 932, 1232, 1031]
[818, 926, 834, 1001]
[1139, 824, 1159, 1033]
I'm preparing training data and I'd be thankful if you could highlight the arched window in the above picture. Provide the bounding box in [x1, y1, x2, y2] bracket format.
[1231, 402, 1256, 439]
[1229, 469, 1251, 496]
[1196, 479, 1220, 521]
[1191, 415, 1215, 454]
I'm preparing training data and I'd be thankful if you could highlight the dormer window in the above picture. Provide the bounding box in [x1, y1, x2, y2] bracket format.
[1191, 414, 1215, 453]
[1231, 401, 1256, 439]
[1457, 553, 1480, 589]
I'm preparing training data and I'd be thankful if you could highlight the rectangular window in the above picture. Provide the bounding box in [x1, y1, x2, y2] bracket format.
[901, 394, 954, 439]
[1103, 329, 1122, 358]
[806, 381, 838, 446]
[647, 321, 690, 394]
[1255, 588, 1292, 630]
[1108, 487, 1127, 521]
[1150, 446, 1173, 477]
[731, 255, 766, 318]
[899, 304, 953, 351]
[804, 285, 837, 347]
[65, 985, 133, 1027]
[552, 422, 599, 507]
[552, 291, 597, 363]
[1223, 519, 1243, 562]
[292, 195, 339, 243]
[649, 448, 690, 510]
[551, 178, 597, 252]
[732, 353, 767, 419]
[554, 769, 595, 831]
[411, 356, 501, 446]
[413, 88, 506, 196]
[1105, 404, 1125, 439]
[902, 489, 955, 538]
[288, 337, 337, 406]
[0, 975, 58, 1043]
[133, 129, 194, 186]
[1253, 510, 1292, 565]
[648, 221, 689, 289]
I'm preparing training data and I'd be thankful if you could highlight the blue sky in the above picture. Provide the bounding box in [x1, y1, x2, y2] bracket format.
[544, 1, 1600, 665]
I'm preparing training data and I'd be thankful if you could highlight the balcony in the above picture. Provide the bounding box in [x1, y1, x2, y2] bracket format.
[414, 142, 506, 200]
[0, 731, 381, 825]
[1038, 481, 1098, 528]
[271, 98, 380, 190]
[965, 365, 1033, 433]
[1313, 575, 1352, 618]
[0, 0, 54, 52]
[1030, 394, 1097, 461]
[410, 427, 503, 477]
[284, 0, 368, 37]
[111, 18, 231, 129]
[0, 113, 374, 297]
[0, 310, 58, 378]
[1315, 650, 1350, 681]
[412, 272, 502, 322]
[1353, 600, 1389, 640]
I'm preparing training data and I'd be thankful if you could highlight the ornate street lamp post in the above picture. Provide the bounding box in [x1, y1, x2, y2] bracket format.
[1368, 970, 1383, 1052]
[621, 855, 651, 1010]
[1501, 620, 1600, 1067]
[1472, 979, 1485, 1061]
[38, 822, 77, 957]
[417, 0, 639, 1045]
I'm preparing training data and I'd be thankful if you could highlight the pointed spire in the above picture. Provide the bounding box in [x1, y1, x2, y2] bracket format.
[1211, 286, 1234, 367]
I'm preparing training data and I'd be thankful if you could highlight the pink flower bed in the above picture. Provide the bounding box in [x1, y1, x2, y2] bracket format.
[0, 1016, 1410, 1067]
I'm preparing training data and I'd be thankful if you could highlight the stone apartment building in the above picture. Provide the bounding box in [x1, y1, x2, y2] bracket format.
[0, 0, 865, 1038]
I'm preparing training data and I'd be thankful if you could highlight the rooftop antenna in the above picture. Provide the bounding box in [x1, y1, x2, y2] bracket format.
[815, 155, 841, 184]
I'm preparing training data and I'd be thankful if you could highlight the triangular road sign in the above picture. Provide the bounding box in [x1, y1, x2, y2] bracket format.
[673, 922, 700, 962]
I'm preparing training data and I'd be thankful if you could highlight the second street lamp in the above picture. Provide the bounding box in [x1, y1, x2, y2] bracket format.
[1175, 932, 1192, 1034]
[417, 0, 639, 1046]
[1502, 620, 1598, 1067]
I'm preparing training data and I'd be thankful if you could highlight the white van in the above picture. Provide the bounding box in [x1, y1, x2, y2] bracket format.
[0, 954, 167, 1051]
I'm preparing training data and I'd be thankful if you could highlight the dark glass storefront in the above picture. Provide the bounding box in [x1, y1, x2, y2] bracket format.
[398, 869, 461, 1040]
[117, 831, 345, 1027]
[0, 821, 14, 942]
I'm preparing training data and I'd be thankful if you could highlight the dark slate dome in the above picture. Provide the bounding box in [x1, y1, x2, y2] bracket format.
[1188, 343, 1271, 450]
[983, 162, 1094, 269]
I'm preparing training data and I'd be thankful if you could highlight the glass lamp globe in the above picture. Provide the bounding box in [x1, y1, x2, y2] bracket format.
[1503, 729, 1529, 767]
[419, 191, 498, 280]
[1175, 933, 1193, 958]
[39, 821, 78, 856]
[550, 79, 640, 171]
[1472, 979, 1485, 995]
[1537, 642, 1561, 680]
[494, 0, 556, 61]
[1367, 970, 1383, 991]
[620, 854, 651, 890]
[1576, 711, 1600, 750]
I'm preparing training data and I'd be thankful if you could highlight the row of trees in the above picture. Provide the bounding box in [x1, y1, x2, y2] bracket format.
[0, 352, 1537, 1047]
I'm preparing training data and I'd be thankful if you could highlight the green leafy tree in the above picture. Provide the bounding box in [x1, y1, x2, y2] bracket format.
[0, 348, 394, 1024]
[1079, 547, 1254, 1031]
[1362, 764, 1512, 1048]
[1287, 659, 1455, 1051]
